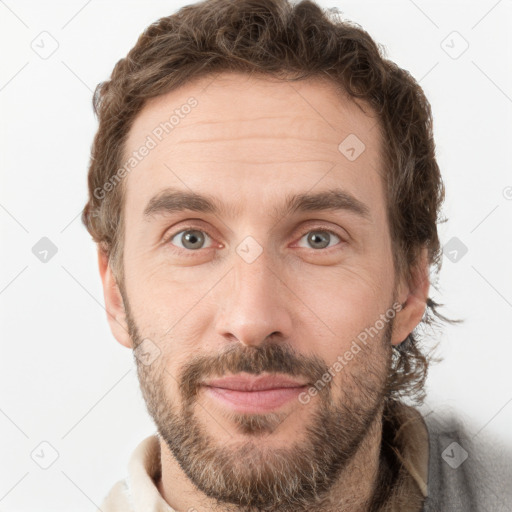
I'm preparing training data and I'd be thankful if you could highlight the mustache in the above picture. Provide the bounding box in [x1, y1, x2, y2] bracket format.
[178, 341, 330, 402]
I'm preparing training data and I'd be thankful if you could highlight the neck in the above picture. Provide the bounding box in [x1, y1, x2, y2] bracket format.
[156, 404, 392, 512]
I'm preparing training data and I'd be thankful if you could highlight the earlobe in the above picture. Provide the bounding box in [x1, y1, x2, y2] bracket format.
[391, 248, 430, 346]
[97, 248, 133, 349]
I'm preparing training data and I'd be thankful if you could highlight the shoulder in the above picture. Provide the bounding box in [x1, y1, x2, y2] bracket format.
[420, 406, 512, 512]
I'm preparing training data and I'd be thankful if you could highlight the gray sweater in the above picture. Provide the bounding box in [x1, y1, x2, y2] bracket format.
[421, 411, 512, 511]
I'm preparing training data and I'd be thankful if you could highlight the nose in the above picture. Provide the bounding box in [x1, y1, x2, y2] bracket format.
[213, 249, 293, 348]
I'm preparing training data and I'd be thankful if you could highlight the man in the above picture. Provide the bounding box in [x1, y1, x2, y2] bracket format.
[82, 0, 511, 510]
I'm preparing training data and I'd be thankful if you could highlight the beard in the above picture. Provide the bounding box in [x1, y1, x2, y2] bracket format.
[124, 296, 395, 512]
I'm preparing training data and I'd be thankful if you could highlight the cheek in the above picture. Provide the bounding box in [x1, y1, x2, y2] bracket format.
[304, 261, 389, 312]
[124, 256, 212, 329]
[293, 264, 392, 355]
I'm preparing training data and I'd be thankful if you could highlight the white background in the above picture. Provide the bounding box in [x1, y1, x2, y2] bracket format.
[1, 0, 511, 510]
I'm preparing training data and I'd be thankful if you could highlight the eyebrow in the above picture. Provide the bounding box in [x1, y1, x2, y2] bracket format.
[143, 187, 371, 222]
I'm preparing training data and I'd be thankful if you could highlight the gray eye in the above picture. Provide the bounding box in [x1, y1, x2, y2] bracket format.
[298, 230, 340, 250]
[171, 229, 211, 250]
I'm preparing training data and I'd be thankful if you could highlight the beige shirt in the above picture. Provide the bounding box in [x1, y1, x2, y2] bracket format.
[99, 403, 429, 511]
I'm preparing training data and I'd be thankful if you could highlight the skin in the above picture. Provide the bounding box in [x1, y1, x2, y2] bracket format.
[98, 71, 429, 512]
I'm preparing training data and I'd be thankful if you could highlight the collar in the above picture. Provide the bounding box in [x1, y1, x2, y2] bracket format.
[375, 400, 429, 511]
[125, 433, 175, 511]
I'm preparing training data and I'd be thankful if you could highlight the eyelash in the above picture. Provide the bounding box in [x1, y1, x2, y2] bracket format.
[163, 225, 346, 255]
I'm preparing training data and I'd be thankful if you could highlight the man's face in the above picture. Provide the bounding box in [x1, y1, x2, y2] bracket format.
[116, 72, 404, 510]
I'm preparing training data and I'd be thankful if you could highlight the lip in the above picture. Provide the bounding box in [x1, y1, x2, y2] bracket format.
[201, 373, 309, 414]
[202, 373, 309, 391]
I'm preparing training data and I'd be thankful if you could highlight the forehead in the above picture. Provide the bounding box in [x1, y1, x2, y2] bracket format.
[122, 71, 385, 222]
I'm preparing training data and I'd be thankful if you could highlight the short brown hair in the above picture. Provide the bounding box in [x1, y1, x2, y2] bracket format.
[82, 0, 460, 404]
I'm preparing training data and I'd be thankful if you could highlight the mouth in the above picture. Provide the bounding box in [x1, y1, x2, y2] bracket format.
[201, 373, 309, 413]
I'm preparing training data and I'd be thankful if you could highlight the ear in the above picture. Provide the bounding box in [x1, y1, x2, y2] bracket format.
[97, 247, 132, 349]
[391, 247, 430, 346]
